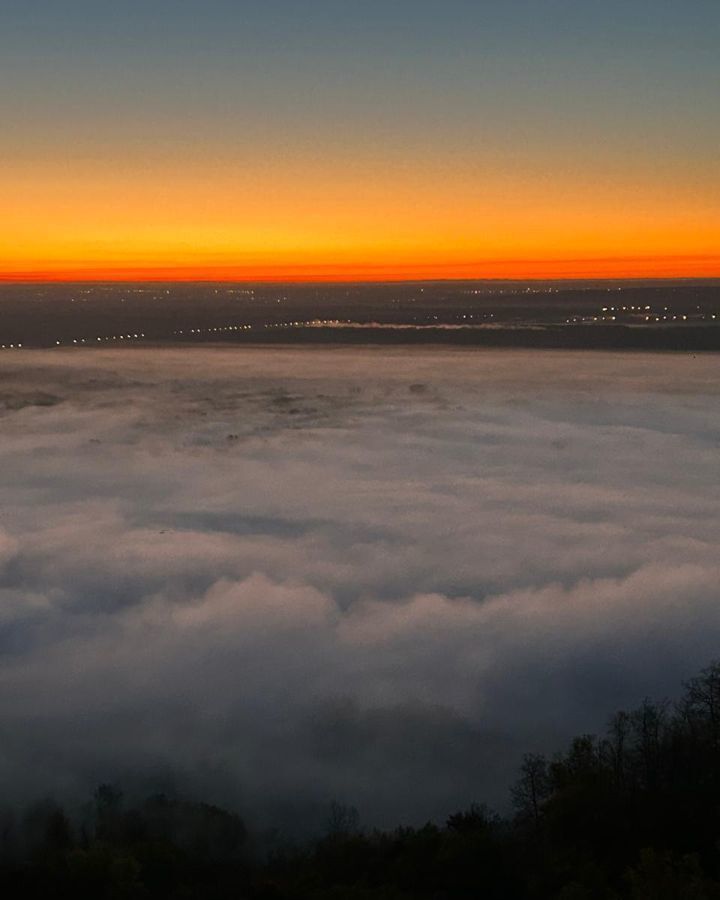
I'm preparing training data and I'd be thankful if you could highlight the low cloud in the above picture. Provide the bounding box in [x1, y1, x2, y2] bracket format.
[0, 347, 718, 831]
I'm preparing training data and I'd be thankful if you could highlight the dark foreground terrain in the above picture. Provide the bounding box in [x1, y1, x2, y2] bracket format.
[5, 660, 720, 899]
[1, 280, 719, 351]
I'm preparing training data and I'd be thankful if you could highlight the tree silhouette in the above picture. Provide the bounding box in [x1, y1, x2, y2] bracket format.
[4, 660, 720, 897]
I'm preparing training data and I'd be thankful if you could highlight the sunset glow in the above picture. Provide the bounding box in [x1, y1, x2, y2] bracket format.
[2, 0, 717, 282]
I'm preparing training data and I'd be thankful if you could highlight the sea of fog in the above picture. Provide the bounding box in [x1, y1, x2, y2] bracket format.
[0, 346, 718, 833]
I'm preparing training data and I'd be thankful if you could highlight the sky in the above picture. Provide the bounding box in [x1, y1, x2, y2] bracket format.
[1, 346, 719, 828]
[1, 0, 719, 281]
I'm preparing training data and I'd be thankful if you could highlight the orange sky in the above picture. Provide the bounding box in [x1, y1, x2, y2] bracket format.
[2, 1, 718, 283]
[3, 258, 720, 284]
[2, 155, 719, 282]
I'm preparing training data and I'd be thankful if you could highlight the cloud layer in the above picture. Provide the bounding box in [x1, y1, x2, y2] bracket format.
[0, 347, 718, 831]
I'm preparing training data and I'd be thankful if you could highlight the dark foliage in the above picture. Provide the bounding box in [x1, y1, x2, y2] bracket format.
[5, 661, 720, 898]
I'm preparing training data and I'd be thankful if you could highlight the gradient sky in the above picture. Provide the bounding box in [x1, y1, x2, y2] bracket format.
[1, 0, 718, 281]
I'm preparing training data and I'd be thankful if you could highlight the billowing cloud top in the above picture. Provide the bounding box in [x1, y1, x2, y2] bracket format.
[0, 347, 718, 832]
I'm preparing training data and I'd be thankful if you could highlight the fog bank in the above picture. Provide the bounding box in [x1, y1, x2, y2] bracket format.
[0, 347, 718, 831]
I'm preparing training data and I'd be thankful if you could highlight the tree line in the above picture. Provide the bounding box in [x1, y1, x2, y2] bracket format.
[5, 660, 720, 898]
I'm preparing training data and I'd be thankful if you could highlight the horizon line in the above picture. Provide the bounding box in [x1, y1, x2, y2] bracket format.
[1, 254, 720, 284]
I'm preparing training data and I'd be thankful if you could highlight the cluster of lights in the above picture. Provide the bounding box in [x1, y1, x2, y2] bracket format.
[566, 316, 616, 323]
[563, 303, 720, 327]
[55, 333, 146, 346]
[451, 313, 494, 320]
[173, 324, 253, 336]
[601, 306, 651, 312]
[268, 319, 351, 328]
[466, 287, 561, 295]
